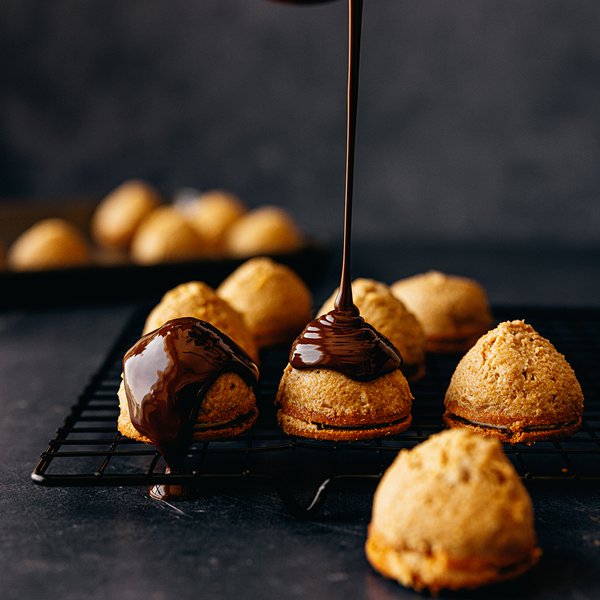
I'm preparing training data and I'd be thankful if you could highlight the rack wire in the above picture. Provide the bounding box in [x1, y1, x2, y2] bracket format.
[32, 307, 600, 517]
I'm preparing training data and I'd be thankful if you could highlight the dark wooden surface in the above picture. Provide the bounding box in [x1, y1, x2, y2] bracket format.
[1, 242, 599, 600]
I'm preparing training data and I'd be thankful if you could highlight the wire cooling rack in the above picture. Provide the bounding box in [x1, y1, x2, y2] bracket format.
[32, 307, 600, 517]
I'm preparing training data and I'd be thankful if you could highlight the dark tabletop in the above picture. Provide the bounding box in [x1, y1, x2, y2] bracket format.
[1, 242, 599, 600]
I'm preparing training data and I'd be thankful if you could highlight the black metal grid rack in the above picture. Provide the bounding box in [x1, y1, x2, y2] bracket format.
[32, 307, 600, 517]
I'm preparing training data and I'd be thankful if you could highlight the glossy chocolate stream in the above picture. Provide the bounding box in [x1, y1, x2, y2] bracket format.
[123, 317, 259, 471]
[290, 0, 402, 381]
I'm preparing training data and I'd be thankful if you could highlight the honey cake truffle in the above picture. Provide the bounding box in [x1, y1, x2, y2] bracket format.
[318, 278, 426, 382]
[8, 218, 90, 271]
[144, 281, 258, 362]
[91, 179, 161, 251]
[366, 429, 541, 593]
[217, 257, 312, 348]
[444, 320, 584, 443]
[130, 206, 207, 264]
[179, 190, 246, 255]
[276, 302, 413, 441]
[391, 271, 493, 353]
[118, 318, 259, 459]
[225, 206, 303, 257]
[276, 365, 413, 441]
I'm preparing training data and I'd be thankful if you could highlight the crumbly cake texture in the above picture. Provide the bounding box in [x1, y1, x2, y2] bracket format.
[275, 365, 413, 441]
[366, 429, 541, 593]
[217, 257, 313, 348]
[143, 281, 259, 362]
[179, 190, 246, 255]
[318, 278, 426, 382]
[391, 271, 493, 353]
[130, 206, 207, 264]
[444, 320, 584, 443]
[118, 372, 258, 442]
[91, 179, 161, 251]
[8, 218, 90, 271]
[224, 206, 303, 257]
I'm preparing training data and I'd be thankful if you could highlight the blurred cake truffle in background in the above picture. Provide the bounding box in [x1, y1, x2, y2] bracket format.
[118, 317, 259, 470]
[217, 257, 312, 348]
[0, 240, 6, 270]
[8, 218, 91, 271]
[144, 281, 258, 362]
[391, 271, 492, 353]
[444, 320, 584, 443]
[225, 206, 304, 257]
[177, 190, 246, 256]
[130, 206, 207, 264]
[318, 278, 426, 382]
[366, 429, 541, 593]
[91, 179, 161, 251]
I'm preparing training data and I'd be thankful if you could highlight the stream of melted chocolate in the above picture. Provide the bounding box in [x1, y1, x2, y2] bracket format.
[122, 317, 258, 473]
[290, 0, 402, 380]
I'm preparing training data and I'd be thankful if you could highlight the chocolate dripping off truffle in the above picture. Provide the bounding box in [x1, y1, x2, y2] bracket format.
[122, 317, 259, 472]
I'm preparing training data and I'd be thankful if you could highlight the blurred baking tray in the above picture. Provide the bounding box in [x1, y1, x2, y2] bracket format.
[0, 199, 328, 307]
[31, 306, 600, 517]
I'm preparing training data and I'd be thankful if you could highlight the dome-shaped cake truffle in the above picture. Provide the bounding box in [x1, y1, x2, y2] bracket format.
[92, 179, 161, 251]
[144, 281, 258, 362]
[318, 278, 426, 382]
[130, 206, 206, 264]
[391, 271, 492, 353]
[179, 190, 246, 255]
[8, 218, 90, 271]
[276, 364, 413, 440]
[217, 257, 312, 348]
[444, 320, 584, 443]
[366, 429, 541, 593]
[118, 318, 259, 458]
[225, 206, 303, 257]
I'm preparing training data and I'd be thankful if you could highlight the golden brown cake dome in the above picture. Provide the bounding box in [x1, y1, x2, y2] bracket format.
[217, 257, 313, 348]
[444, 320, 584, 443]
[391, 270, 493, 353]
[130, 206, 207, 264]
[91, 179, 161, 251]
[225, 206, 303, 257]
[179, 190, 246, 255]
[276, 364, 413, 441]
[144, 281, 259, 362]
[8, 218, 91, 271]
[366, 429, 541, 593]
[318, 278, 426, 382]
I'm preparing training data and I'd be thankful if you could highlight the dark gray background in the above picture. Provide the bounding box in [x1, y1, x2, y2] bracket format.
[1, 0, 600, 244]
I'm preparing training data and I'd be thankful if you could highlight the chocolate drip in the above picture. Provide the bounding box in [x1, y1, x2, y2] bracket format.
[290, 1, 400, 381]
[334, 0, 363, 315]
[123, 317, 259, 471]
[289, 309, 401, 381]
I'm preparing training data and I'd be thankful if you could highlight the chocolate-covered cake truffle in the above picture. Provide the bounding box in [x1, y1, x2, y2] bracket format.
[118, 317, 259, 470]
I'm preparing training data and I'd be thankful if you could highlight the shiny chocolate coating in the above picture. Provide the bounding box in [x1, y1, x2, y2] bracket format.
[289, 309, 402, 381]
[123, 317, 258, 469]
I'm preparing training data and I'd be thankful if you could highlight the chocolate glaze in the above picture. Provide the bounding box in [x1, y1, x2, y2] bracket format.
[123, 317, 259, 471]
[290, 310, 401, 381]
[290, 0, 403, 381]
